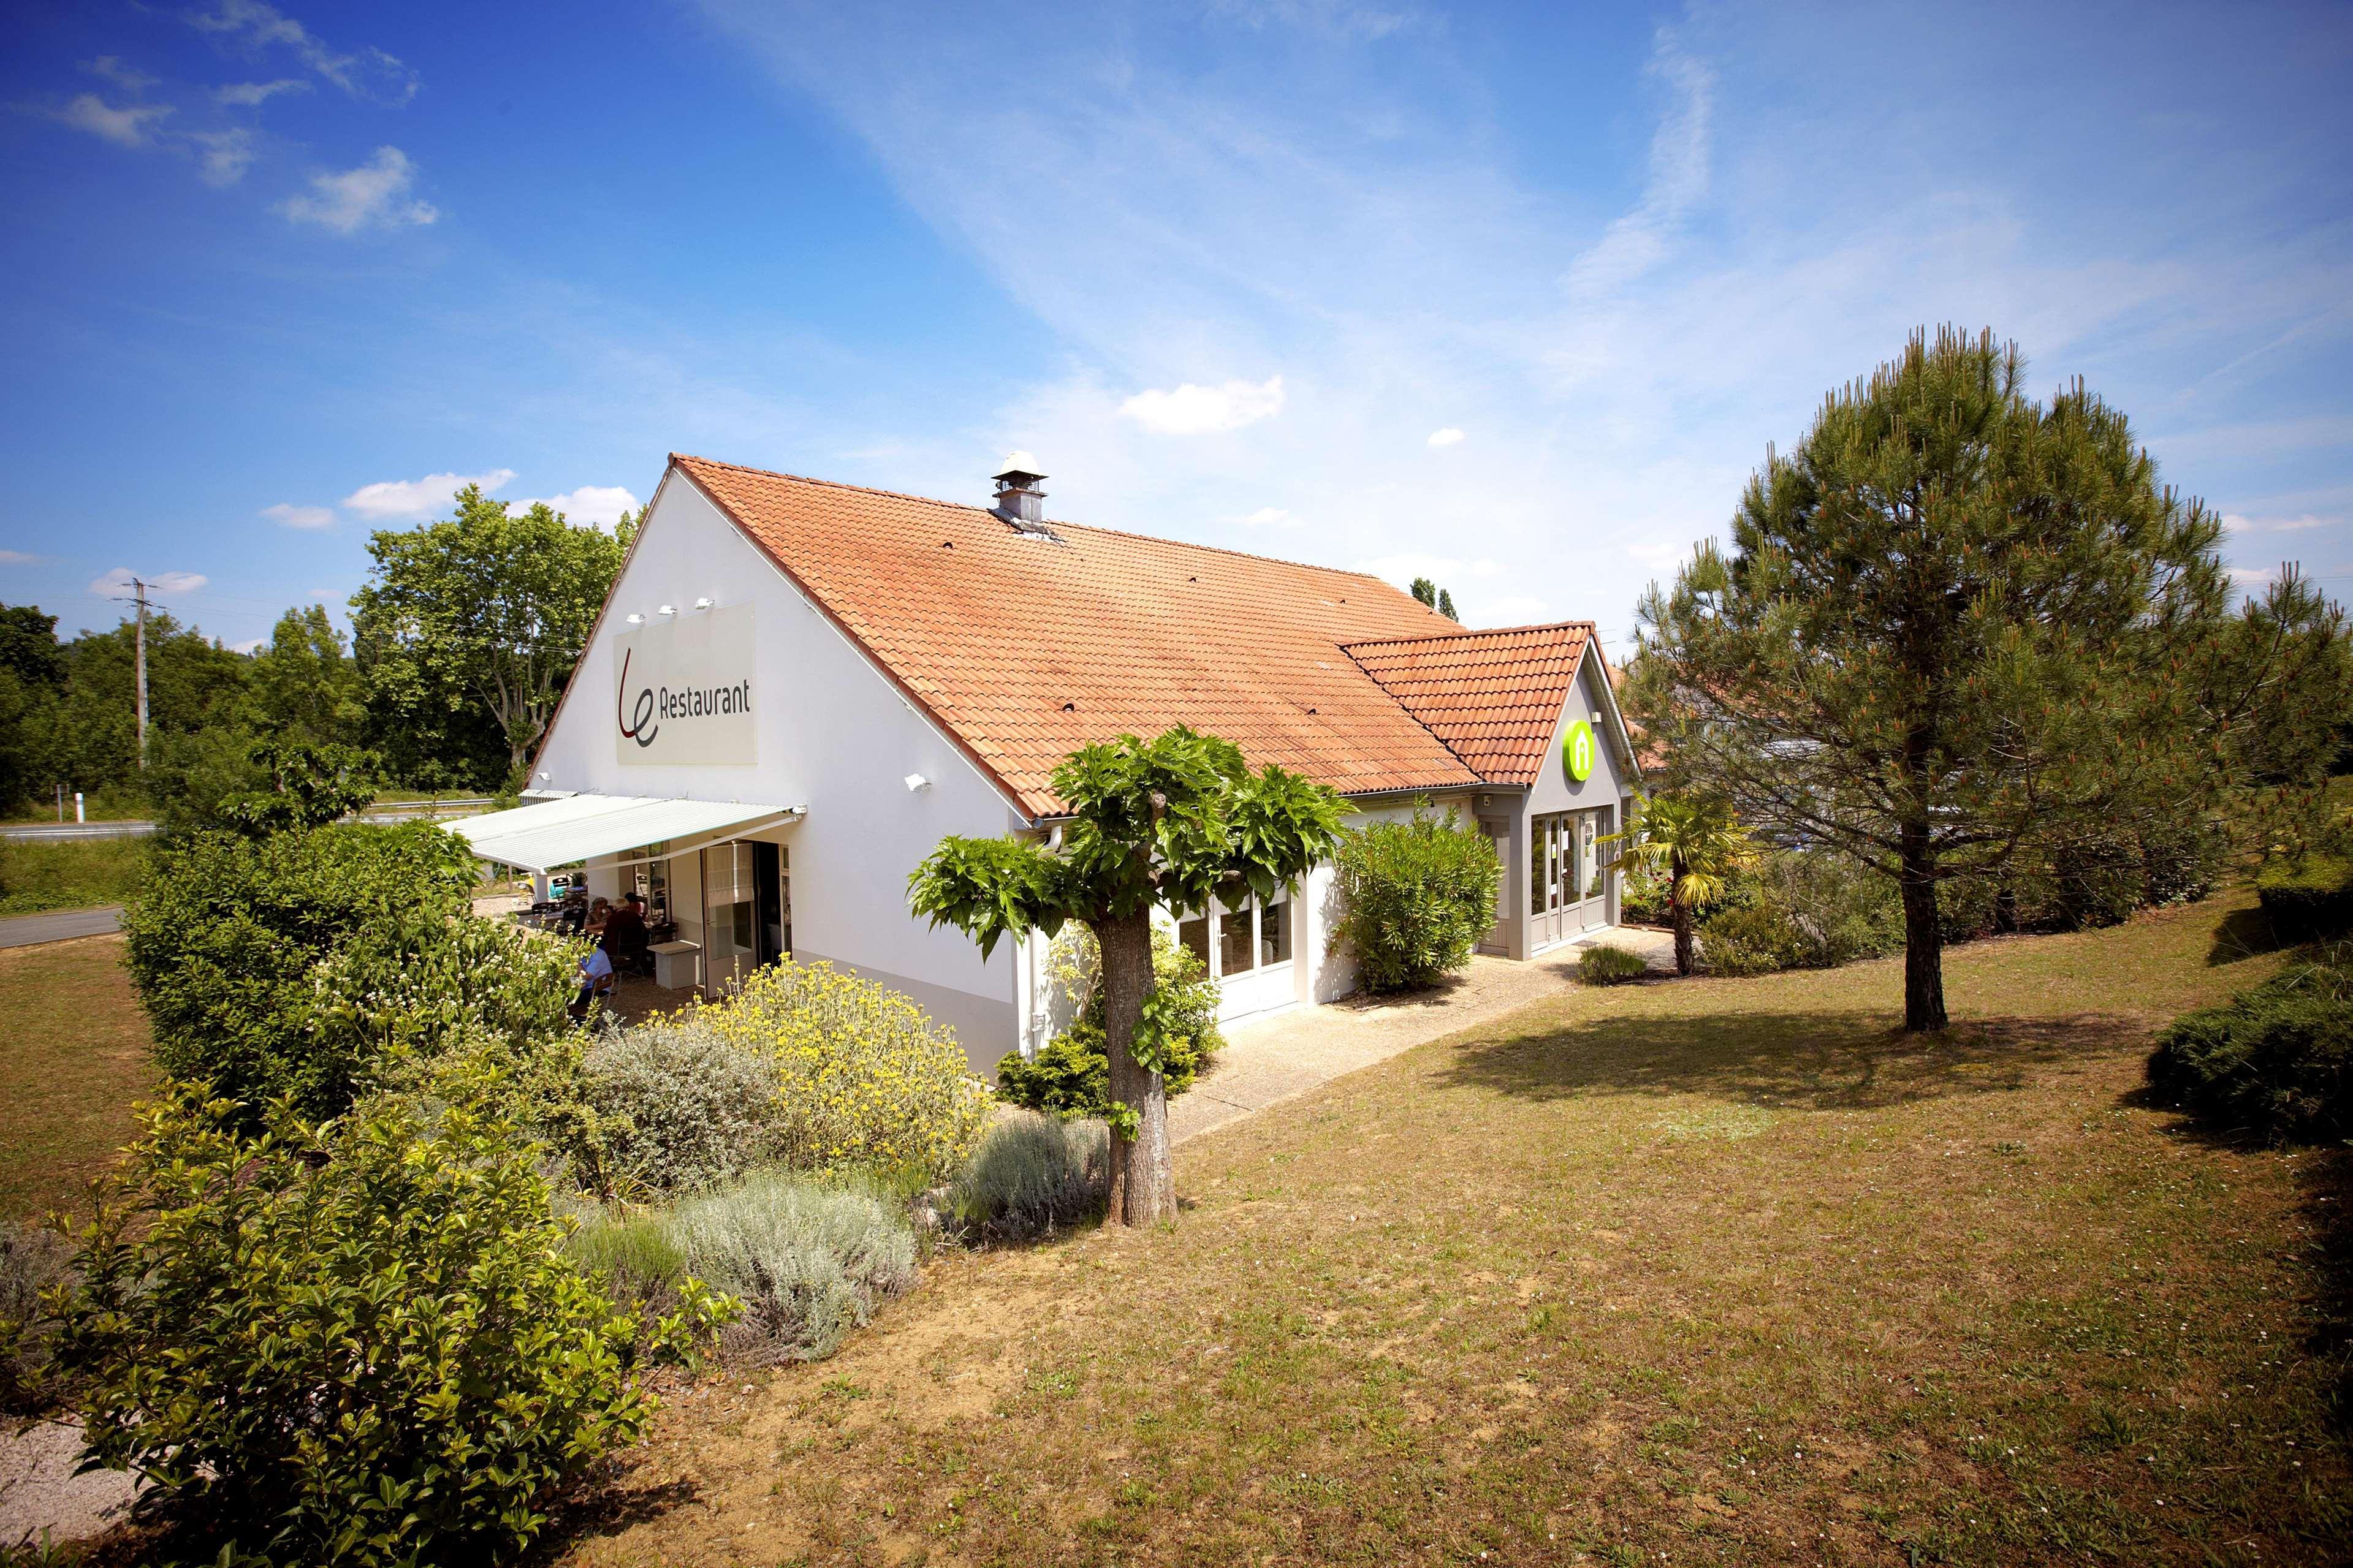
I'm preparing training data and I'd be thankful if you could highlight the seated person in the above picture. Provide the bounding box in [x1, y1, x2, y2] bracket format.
[601, 892, 651, 975]
[556, 887, 590, 936]
[585, 896, 612, 938]
[569, 944, 615, 1023]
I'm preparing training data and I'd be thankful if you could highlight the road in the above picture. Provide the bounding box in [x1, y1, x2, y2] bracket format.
[0, 904, 124, 948]
[0, 820, 154, 841]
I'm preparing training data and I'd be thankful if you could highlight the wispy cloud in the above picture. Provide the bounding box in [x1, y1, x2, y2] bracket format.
[88, 567, 208, 597]
[52, 93, 172, 148]
[214, 78, 306, 107]
[0, 549, 42, 566]
[188, 0, 417, 104]
[88, 57, 158, 93]
[340, 467, 513, 520]
[1426, 426, 1464, 447]
[1239, 506, 1299, 527]
[261, 501, 335, 529]
[1120, 375, 1286, 435]
[277, 146, 438, 233]
[1564, 31, 1714, 299]
[190, 127, 256, 186]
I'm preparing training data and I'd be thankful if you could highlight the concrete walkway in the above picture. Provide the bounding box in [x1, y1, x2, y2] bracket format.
[1169, 925, 1674, 1145]
[0, 905, 124, 949]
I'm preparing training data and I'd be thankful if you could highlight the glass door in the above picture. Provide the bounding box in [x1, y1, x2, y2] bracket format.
[1530, 812, 1571, 950]
[701, 842, 758, 995]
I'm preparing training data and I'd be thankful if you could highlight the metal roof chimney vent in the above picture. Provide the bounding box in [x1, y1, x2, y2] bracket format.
[990, 453, 1056, 536]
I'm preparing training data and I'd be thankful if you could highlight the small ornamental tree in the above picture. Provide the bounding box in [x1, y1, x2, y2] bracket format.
[1603, 794, 1757, 976]
[1627, 326, 2346, 1031]
[910, 727, 1345, 1226]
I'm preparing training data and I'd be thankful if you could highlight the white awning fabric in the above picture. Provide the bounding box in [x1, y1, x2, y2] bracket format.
[447, 793, 800, 873]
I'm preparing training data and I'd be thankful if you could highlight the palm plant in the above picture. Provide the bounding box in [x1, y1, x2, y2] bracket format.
[1603, 794, 1757, 975]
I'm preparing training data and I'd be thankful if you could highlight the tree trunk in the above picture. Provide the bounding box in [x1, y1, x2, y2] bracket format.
[1670, 901, 1695, 975]
[1898, 820, 1948, 1032]
[1097, 910, 1174, 1227]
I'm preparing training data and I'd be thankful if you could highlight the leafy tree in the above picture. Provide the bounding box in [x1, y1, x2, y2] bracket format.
[1603, 794, 1758, 975]
[351, 485, 625, 784]
[1409, 577, 1462, 621]
[249, 604, 365, 747]
[216, 739, 379, 837]
[910, 727, 1345, 1225]
[1627, 327, 2344, 1029]
[0, 605, 63, 690]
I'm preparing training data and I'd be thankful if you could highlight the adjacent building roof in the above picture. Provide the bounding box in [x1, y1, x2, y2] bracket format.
[665, 454, 1614, 818]
[1342, 622, 1594, 787]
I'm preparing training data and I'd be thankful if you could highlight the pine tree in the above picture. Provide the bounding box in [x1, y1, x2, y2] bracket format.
[1437, 588, 1458, 621]
[1410, 577, 1437, 608]
[1627, 327, 2343, 1031]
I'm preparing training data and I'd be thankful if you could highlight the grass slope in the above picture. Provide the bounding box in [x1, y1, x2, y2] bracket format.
[0, 935, 154, 1220]
[0, 836, 146, 916]
[568, 892, 2350, 1566]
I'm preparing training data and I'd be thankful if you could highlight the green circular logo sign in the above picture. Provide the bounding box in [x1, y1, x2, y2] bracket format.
[1562, 719, 1595, 782]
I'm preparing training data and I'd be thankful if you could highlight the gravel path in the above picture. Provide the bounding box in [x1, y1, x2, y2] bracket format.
[0, 1420, 140, 1550]
[1170, 925, 1675, 1146]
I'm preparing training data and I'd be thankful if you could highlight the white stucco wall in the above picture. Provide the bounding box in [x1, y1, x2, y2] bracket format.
[530, 472, 1026, 1070]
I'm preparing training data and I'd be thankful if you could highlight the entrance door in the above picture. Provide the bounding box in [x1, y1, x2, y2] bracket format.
[1478, 819, 1510, 954]
[1529, 812, 1568, 950]
[751, 841, 788, 965]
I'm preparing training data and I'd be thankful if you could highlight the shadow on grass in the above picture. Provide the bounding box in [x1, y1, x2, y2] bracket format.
[523, 1469, 702, 1565]
[2207, 903, 2289, 967]
[2295, 1146, 2353, 1433]
[1429, 1006, 2151, 1114]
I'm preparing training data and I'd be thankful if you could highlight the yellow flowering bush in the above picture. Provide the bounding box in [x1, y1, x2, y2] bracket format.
[696, 960, 989, 1183]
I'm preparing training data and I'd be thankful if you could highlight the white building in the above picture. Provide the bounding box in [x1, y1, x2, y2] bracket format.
[455, 455, 1642, 1074]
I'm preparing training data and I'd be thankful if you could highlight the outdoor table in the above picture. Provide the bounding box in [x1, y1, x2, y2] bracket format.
[650, 939, 700, 990]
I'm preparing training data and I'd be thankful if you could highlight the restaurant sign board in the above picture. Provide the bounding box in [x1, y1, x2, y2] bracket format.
[614, 604, 756, 767]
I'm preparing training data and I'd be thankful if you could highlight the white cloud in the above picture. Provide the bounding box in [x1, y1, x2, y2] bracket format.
[0, 549, 40, 565]
[261, 501, 335, 529]
[512, 485, 643, 529]
[190, 127, 256, 186]
[1624, 537, 1696, 569]
[1426, 426, 1464, 447]
[1119, 375, 1285, 435]
[277, 146, 438, 233]
[229, 637, 266, 654]
[214, 78, 306, 107]
[340, 467, 514, 520]
[2223, 510, 2333, 534]
[188, 0, 417, 103]
[88, 567, 208, 597]
[1239, 506, 1299, 527]
[87, 57, 158, 93]
[55, 94, 172, 148]
[1352, 553, 1501, 586]
[1478, 595, 1551, 626]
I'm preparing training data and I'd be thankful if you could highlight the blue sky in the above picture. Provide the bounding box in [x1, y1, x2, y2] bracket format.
[2, 1, 2347, 657]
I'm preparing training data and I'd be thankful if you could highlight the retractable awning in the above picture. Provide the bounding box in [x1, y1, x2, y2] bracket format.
[447, 793, 801, 873]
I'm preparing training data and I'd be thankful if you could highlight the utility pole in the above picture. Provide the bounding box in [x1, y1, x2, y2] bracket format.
[133, 577, 150, 770]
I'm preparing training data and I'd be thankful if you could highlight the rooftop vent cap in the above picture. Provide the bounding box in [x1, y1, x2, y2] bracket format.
[990, 452, 1055, 534]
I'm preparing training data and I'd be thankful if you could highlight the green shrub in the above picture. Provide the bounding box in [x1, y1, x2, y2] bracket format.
[1699, 902, 1812, 976]
[1617, 857, 1670, 925]
[1333, 804, 1503, 991]
[2147, 943, 2353, 1142]
[661, 1171, 918, 1362]
[694, 960, 991, 1184]
[120, 820, 488, 1122]
[583, 1017, 784, 1196]
[1, 1220, 74, 1412]
[1698, 849, 1906, 975]
[51, 1084, 734, 1567]
[995, 932, 1222, 1116]
[1576, 942, 1651, 985]
[2255, 854, 2353, 941]
[954, 1112, 1106, 1236]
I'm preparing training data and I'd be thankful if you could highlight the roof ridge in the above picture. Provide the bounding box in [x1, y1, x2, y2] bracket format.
[1342, 619, 1597, 653]
[669, 452, 1449, 600]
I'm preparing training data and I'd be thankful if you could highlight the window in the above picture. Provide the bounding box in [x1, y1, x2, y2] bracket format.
[1179, 912, 1210, 971]
[1259, 891, 1291, 966]
[1217, 887, 1256, 975]
[1530, 828, 1546, 916]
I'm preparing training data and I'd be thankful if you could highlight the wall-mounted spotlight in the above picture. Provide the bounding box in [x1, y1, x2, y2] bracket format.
[694, 597, 713, 610]
[904, 774, 932, 793]
[657, 604, 677, 617]
[625, 613, 644, 625]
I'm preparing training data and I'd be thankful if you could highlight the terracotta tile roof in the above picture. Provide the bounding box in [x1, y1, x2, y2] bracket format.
[671, 455, 1492, 817]
[1342, 621, 1597, 787]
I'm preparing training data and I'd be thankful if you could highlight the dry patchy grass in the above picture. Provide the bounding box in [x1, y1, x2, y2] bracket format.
[0, 934, 154, 1220]
[557, 893, 2344, 1564]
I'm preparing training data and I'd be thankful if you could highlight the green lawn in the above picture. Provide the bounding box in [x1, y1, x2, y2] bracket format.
[0, 836, 147, 917]
[565, 890, 2349, 1566]
[0, 936, 154, 1220]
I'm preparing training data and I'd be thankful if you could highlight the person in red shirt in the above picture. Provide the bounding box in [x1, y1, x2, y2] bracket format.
[601, 892, 650, 977]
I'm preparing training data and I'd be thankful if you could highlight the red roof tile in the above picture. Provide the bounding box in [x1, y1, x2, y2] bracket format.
[1342, 622, 1597, 787]
[671, 455, 1494, 817]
